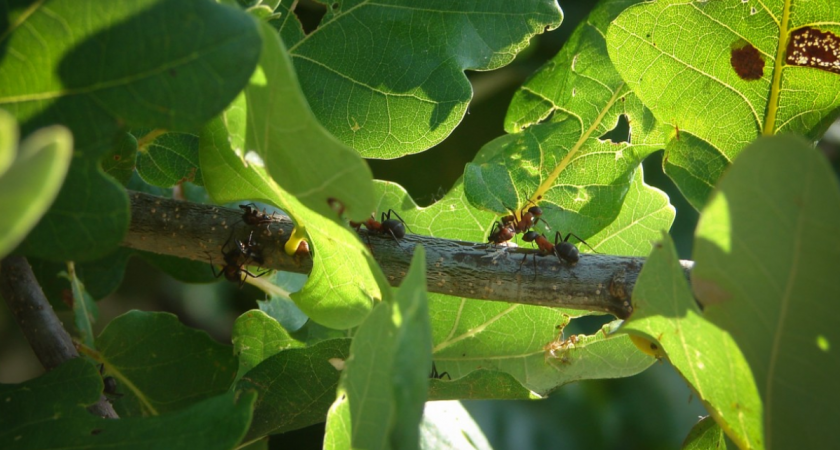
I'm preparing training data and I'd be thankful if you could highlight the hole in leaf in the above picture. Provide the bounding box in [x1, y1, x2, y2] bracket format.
[332, 2, 339, 10]
[565, 314, 613, 338]
[786, 27, 840, 75]
[730, 41, 764, 80]
[293, 0, 327, 35]
[599, 114, 630, 144]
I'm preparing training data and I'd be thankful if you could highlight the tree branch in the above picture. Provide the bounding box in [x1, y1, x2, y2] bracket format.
[123, 191, 694, 319]
[0, 256, 118, 419]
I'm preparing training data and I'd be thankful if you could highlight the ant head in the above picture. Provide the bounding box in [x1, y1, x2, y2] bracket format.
[522, 231, 539, 242]
[527, 206, 543, 217]
[223, 265, 242, 282]
[555, 242, 580, 264]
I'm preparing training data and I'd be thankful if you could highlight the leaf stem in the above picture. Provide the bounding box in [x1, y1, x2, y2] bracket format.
[135, 128, 167, 151]
[763, 0, 792, 136]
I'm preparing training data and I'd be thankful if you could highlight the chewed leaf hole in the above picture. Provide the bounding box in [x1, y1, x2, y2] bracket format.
[294, 1, 327, 35]
[786, 27, 840, 75]
[599, 114, 630, 144]
[730, 41, 765, 80]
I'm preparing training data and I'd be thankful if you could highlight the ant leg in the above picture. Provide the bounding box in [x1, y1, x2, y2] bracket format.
[206, 252, 223, 279]
[384, 209, 414, 234]
[565, 233, 598, 254]
[440, 371, 451, 380]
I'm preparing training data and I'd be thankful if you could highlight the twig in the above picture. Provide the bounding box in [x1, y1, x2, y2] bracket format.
[123, 191, 694, 319]
[0, 256, 118, 418]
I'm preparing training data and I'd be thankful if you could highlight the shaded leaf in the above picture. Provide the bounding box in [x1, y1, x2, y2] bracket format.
[693, 136, 840, 450]
[237, 338, 351, 438]
[283, 0, 563, 157]
[232, 310, 305, 384]
[63, 262, 99, 349]
[1, 0, 260, 260]
[135, 130, 202, 187]
[682, 416, 726, 450]
[619, 233, 763, 450]
[607, 0, 840, 208]
[256, 271, 309, 333]
[428, 369, 533, 401]
[0, 358, 255, 450]
[0, 112, 72, 259]
[96, 311, 237, 417]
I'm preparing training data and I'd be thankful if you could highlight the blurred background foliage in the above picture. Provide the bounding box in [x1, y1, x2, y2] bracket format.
[2, 1, 839, 449]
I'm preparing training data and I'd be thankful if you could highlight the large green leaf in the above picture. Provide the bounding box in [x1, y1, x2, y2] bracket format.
[237, 338, 351, 438]
[200, 89, 386, 330]
[324, 248, 431, 450]
[278, 0, 563, 157]
[134, 130, 202, 187]
[246, 21, 375, 222]
[466, 0, 667, 239]
[368, 180, 655, 398]
[0, 111, 72, 259]
[682, 416, 726, 450]
[607, 0, 840, 208]
[0, 358, 254, 450]
[618, 233, 763, 450]
[96, 311, 237, 417]
[0, 0, 260, 260]
[231, 309, 305, 384]
[693, 136, 840, 450]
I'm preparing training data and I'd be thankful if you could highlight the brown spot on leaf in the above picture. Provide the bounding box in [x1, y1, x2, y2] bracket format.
[731, 42, 764, 80]
[786, 27, 840, 74]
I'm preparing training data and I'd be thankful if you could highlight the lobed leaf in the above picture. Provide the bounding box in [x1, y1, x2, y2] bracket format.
[618, 233, 763, 450]
[607, 0, 840, 208]
[232, 309, 305, 385]
[134, 130, 202, 188]
[0, 358, 254, 450]
[693, 136, 840, 450]
[0, 0, 261, 260]
[96, 311, 237, 417]
[278, 0, 563, 158]
[466, 0, 666, 239]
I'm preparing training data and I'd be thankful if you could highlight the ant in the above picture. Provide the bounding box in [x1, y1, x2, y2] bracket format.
[208, 230, 269, 287]
[99, 365, 122, 399]
[487, 220, 516, 246]
[522, 230, 595, 265]
[501, 201, 543, 234]
[239, 203, 277, 233]
[429, 361, 451, 380]
[350, 209, 412, 243]
[544, 333, 579, 363]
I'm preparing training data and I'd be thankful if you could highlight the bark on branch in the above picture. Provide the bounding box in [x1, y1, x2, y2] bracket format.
[0, 256, 118, 419]
[123, 191, 694, 319]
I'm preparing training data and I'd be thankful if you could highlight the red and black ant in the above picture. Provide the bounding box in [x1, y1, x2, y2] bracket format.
[239, 203, 277, 233]
[350, 209, 412, 243]
[429, 361, 451, 380]
[501, 201, 543, 234]
[520, 231, 596, 277]
[487, 220, 517, 245]
[207, 230, 269, 287]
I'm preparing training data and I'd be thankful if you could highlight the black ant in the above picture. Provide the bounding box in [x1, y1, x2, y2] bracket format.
[520, 231, 596, 277]
[350, 209, 412, 243]
[429, 361, 450, 380]
[207, 230, 269, 287]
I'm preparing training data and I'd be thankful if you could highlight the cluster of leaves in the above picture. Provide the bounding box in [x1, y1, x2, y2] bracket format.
[1, 0, 839, 449]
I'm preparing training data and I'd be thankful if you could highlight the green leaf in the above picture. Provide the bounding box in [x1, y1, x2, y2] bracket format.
[0, 111, 72, 259]
[96, 311, 237, 417]
[693, 135, 840, 450]
[246, 21, 375, 222]
[368, 181, 655, 397]
[232, 310, 305, 384]
[324, 248, 431, 450]
[0, 359, 255, 450]
[428, 369, 533, 400]
[138, 251, 220, 284]
[256, 271, 309, 332]
[682, 416, 726, 450]
[466, 0, 666, 238]
[237, 338, 351, 438]
[200, 89, 385, 330]
[101, 132, 139, 186]
[607, 0, 840, 208]
[30, 249, 133, 309]
[62, 262, 99, 349]
[135, 130, 202, 187]
[618, 233, 763, 450]
[1, 0, 261, 260]
[282, 1, 563, 157]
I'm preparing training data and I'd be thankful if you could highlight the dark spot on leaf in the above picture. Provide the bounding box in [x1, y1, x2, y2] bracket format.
[91, 429, 103, 435]
[786, 27, 840, 74]
[169, 69, 176, 77]
[332, 2, 339, 10]
[113, 155, 121, 161]
[730, 42, 764, 80]
[60, 289, 73, 308]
